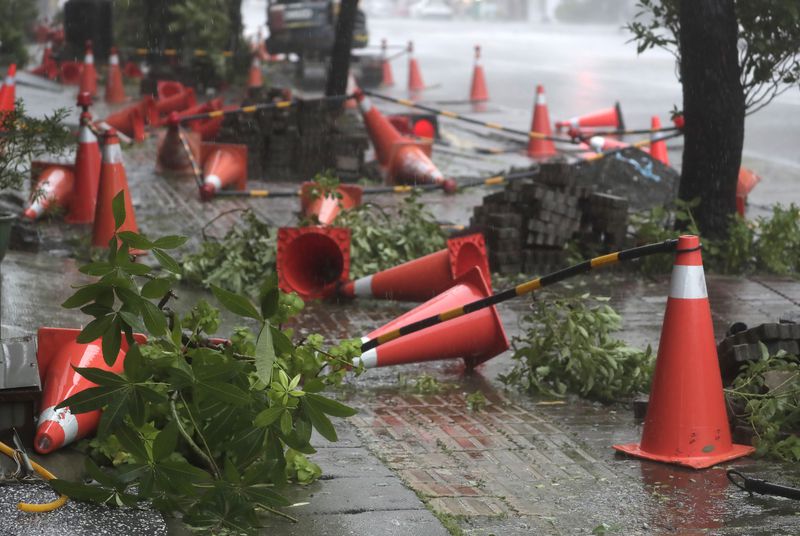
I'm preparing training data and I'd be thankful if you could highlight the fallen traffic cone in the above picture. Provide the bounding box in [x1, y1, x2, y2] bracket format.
[407, 41, 425, 94]
[79, 40, 97, 97]
[613, 235, 755, 469]
[588, 135, 628, 153]
[23, 162, 75, 220]
[92, 129, 139, 247]
[66, 93, 102, 224]
[649, 116, 669, 166]
[469, 45, 489, 103]
[157, 80, 185, 100]
[247, 55, 263, 91]
[180, 98, 225, 140]
[555, 102, 624, 132]
[122, 61, 144, 79]
[526, 85, 556, 159]
[198, 142, 248, 200]
[300, 182, 362, 225]
[34, 327, 144, 454]
[355, 90, 456, 192]
[736, 167, 761, 217]
[380, 39, 394, 87]
[277, 227, 351, 300]
[98, 101, 147, 142]
[156, 112, 201, 175]
[353, 265, 508, 369]
[340, 233, 491, 301]
[154, 87, 197, 122]
[104, 46, 127, 104]
[60, 61, 82, 85]
[0, 64, 16, 112]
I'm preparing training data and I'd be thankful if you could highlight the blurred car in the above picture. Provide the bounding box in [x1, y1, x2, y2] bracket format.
[409, 0, 454, 19]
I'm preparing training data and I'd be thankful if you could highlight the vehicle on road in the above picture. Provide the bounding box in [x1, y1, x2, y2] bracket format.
[409, 0, 454, 19]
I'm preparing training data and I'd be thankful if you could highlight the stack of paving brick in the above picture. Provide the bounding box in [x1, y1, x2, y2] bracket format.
[717, 322, 800, 385]
[576, 192, 630, 251]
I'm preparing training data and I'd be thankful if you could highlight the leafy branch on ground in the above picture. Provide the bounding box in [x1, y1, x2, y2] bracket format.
[726, 343, 800, 462]
[499, 292, 654, 403]
[51, 193, 363, 534]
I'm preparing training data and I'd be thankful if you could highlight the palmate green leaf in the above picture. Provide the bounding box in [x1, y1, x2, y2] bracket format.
[123, 344, 148, 382]
[84, 458, 123, 489]
[259, 272, 280, 319]
[97, 393, 130, 438]
[141, 278, 171, 299]
[211, 285, 262, 321]
[115, 425, 151, 462]
[55, 385, 120, 413]
[304, 393, 358, 417]
[73, 366, 128, 387]
[101, 323, 122, 366]
[117, 231, 153, 251]
[49, 478, 116, 503]
[152, 248, 182, 274]
[254, 406, 283, 427]
[199, 380, 251, 406]
[77, 313, 116, 344]
[280, 410, 293, 436]
[112, 191, 126, 230]
[62, 285, 105, 308]
[118, 310, 146, 333]
[153, 235, 188, 249]
[79, 261, 114, 276]
[255, 323, 275, 385]
[152, 421, 179, 462]
[141, 300, 168, 336]
[301, 398, 337, 442]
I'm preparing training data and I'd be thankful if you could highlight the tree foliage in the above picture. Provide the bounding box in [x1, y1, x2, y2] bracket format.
[0, 0, 37, 66]
[628, 0, 800, 113]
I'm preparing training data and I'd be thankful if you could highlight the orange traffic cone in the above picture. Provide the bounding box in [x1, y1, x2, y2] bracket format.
[122, 61, 144, 79]
[79, 40, 98, 97]
[104, 46, 127, 104]
[300, 182, 362, 226]
[157, 80, 184, 100]
[66, 93, 102, 224]
[59, 61, 82, 85]
[469, 45, 489, 103]
[649, 116, 669, 166]
[340, 233, 491, 301]
[555, 102, 624, 132]
[180, 98, 224, 141]
[99, 101, 147, 142]
[527, 85, 556, 159]
[354, 266, 508, 369]
[407, 41, 425, 94]
[34, 327, 142, 454]
[31, 42, 58, 80]
[92, 129, 139, 247]
[0, 64, 16, 112]
[248, 55, 263, 91]
[613, 235, 755, 469]
[156, 112, 201, 175]
[277, 227, 351, 300]
[380, 39, 394, 87]
[198, 142, 248, 200]
[736, 167, 761, 217]
[154, 87, 197, 122]
[23, 163, 75, 220]
[355, 90, 456, 193]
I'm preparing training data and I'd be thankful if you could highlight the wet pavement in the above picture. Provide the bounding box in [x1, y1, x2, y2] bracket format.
[5, 16, 800, 536]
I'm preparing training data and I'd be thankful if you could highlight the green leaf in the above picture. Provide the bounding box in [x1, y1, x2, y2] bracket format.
[152, 248, 182, 274]
[305, 393, 358, 417]
[56, 385, 118, 413]
[101, 323, 122, 366]
[97, 392, 130, 437]
[156, 459, 210, 483]
[49, 479, 115, 503]
[141, 300, 168, 336]
[73, 366, 128, 387]
[302, 398, 337, 442]
[118, 310, 146, 333]
[254, 406, 283, 427]
[200, 381, 250, 406]
[79, 262, 114, 276]
[152, 421, 179, 462]
[259, 273, 280, 319]
[270, 326, 293, 355]
[153, 235, 188, 249]
[115, 425, 151, 462]
[62, 285, 104, 309]
[255, 324, 275, 385]
[84, 458, 122, 488]
[112, 191, 127, 230]
[77, 314, 116, 344]
[117, 231, 153, 251]
[280, 410, 293, 436]
[211, 285, 262, 321]
[141, 278, 171, 299]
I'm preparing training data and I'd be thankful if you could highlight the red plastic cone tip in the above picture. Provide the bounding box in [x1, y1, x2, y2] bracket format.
[79, 41, 98, 97]
[34, 327, 130, 454]
[613, 235, 755, 469]
[300, 183, 362, 226]
[199, 143, 248, 200]
[381, 39, 394, 87]
[527, 85, 556, 158]
[469, 45, 489, 103]
[24, 164, 75, 220]
[66, 111, 101, 224]
[407, 41, 425, 93]
[340, 233, 491, 301]
[105, 47, 127, 104]
[0, 64, 17, 112]
[649, 116, 670, 166]
[277, 227, 351, 300]
[354, 266, 508, 369]
[92, 129, 139, 247]
[555, 102, 624, 131]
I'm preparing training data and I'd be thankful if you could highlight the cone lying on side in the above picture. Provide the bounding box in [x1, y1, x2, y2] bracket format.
[340, 233, 491, 302]
[23, 163, 75, 220]
[34, 327, 143, 454]
[277, 227, 351, 300]
[198, 142, 248, 200]
[98, 96, 152, 143]
[79, 40, 97, 97]
[92, 129, 139, 248]
[354, 90, 456, 193]
[353, 266, 508, 370]
[300, 182, 362, 226]
[613, 235, 755, 469]
[105, 46, 127, 104]
[66, 92, 102, 224]
[527, 85, 556, 159]
[555, 102, 625, 132]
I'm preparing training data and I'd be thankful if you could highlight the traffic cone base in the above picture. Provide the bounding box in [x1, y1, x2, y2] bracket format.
[300, 183, 363, 226]
[277, 227, 351, 300]
[199, 142, 248, 200]
[613, 235, 754, 469]
[24, 162, 75, 220]
[355, 266, 508, 369]
[448, 233, 491, 284]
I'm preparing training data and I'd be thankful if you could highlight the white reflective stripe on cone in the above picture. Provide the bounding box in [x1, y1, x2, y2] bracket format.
[353, 348, 378, 369]
[358, 96, 373, 114]
[110, 55, 119, 65]
[79, 125, 98, 143]
[4, 76, 13, 85]
[669, 264, 708, 299]
[103, 142, 124, 164]
[205, 174, 223, 191]
[353, 275, 373, 297]
[27, 199, 44, 217]
[38, 405, 79, 444]
[536, 93, 546, 105]
[570, 117, 579, 128]
[85, 54, 94, 64]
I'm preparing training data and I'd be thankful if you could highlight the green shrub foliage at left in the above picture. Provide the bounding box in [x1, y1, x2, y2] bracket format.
[0, 0, 37, 66]
[50, 193, 363, 534]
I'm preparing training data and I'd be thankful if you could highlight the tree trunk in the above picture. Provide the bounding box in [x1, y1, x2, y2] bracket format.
[678, 0, 744, 239]
[325, 0, 358, 97]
